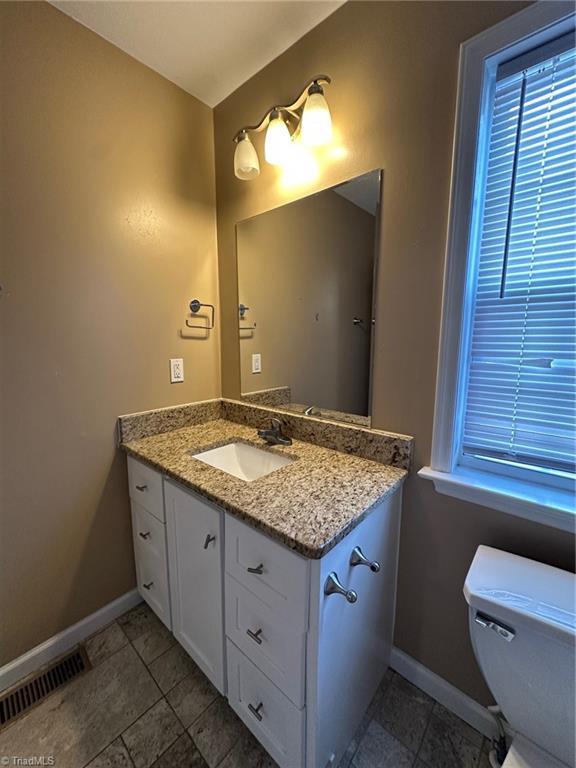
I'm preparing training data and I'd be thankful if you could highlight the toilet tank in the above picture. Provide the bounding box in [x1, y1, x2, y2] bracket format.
[464, 546, 575, 767]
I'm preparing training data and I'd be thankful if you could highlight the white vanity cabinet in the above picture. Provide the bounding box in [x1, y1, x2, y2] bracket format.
[223, 490, 401, 768]
[126, 455, 403, 768]
[164, 480, 226, 694]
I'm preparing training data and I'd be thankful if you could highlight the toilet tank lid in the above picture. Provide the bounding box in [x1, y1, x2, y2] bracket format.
[464, 546, 575, 642]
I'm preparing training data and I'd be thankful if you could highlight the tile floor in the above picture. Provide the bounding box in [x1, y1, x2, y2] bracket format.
[0, 603, 495, 768]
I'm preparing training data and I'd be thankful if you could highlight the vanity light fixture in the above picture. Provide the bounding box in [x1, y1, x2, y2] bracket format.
[233, 75, 332, 180]
[233, 131, 260, 180]
[264, 109, 291, 165]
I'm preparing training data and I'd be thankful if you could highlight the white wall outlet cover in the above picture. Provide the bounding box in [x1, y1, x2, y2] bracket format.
[251, 353, 262, 374]
[170, 358, 184, 383]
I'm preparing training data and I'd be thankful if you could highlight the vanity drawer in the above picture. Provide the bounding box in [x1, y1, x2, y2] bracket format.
[225, 576, 306, 707]
[131, 505, 171, 629]
[225, 515, 309, 632]
[127, 457, 164, 521]
[132, 501, 168, 565]
[226, 640, 305, 768]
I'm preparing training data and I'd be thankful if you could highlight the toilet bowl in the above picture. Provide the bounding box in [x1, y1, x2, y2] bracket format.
[464, 545, 576, 768]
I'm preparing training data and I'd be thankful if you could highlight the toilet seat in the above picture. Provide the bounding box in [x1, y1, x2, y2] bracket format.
[502, 736, 570, 768]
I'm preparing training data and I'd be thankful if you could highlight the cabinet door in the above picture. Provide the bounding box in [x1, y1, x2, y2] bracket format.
[165, 481, 225, 694]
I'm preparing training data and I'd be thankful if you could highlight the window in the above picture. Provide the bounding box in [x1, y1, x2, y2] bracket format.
[420, 4, 576, 532]
[462, 37, 575, 484]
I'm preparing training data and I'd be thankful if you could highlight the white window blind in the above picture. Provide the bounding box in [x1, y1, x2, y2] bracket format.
[462, 39, 576, 477]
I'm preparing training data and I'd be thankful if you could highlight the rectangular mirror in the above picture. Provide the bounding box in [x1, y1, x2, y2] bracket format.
[236, 170, 382, 427]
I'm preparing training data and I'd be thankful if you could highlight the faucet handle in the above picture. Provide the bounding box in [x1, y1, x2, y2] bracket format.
[271, 417, 282, 430]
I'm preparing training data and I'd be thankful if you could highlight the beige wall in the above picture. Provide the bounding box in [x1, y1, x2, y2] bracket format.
[0, 2, 219, 664]
[238, 189, 375, 414]
[215, 0, 575, 703]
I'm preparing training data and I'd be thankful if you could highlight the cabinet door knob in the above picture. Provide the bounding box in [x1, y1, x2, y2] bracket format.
[135, 484, 148, 492]
[143, 581, 154, 590]
[246, 628, 263, 645]
[247, 563, 264, 575]
[324, 572, 357, 603]
[248, 701, 263, 721]
[203, 534, 216, 550]
[350, 546, 380, 573]
[138, 531, 151, 540]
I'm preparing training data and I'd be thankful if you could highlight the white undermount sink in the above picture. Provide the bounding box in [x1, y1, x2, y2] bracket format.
[192, 442, 294, 482]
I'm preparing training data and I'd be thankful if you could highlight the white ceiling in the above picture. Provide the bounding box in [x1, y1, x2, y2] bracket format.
[51, 1, 344, 107]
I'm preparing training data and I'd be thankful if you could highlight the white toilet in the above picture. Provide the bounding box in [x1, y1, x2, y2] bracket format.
[464, 545, 576, 768]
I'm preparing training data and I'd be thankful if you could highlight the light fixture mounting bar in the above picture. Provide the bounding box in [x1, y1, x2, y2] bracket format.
[233, 75, 331, 142]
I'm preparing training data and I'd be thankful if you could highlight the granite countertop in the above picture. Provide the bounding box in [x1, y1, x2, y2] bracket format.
[121, 418, 407, 559]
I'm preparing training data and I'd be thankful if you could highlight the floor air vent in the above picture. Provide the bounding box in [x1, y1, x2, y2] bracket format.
[0, 646, 91, 730]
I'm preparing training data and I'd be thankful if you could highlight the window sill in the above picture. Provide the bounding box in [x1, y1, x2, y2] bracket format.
[418, 465, 575, 533]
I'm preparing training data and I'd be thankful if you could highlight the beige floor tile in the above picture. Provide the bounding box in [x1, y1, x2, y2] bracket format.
[117, 603, 175, 665]
[353, 721, 415, 768]
[86, 737, 134, 768]
[166, 666, 219, 729]
[150, 733, 207, 768]
[86, 623, 129, 667]
[189, 697, 246, 768]
[0, 645, 161, 768]
[122, 699, 183, 768]
[148, 644, 196, 694]
[218, 730, 278, 768]
[418, 715, 481, 768]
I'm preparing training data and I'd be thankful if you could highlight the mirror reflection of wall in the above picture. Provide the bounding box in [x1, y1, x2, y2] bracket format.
[237, 170, 382, 426]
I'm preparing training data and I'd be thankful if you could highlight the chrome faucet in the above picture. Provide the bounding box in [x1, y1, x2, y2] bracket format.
[257, 418, 292, 446]
[304, 405, 322, 416]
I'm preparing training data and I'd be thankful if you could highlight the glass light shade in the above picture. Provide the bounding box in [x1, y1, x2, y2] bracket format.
[264, 114, 291, 165]
[301, 91, 332, 147]
[234, 134, 260, 180]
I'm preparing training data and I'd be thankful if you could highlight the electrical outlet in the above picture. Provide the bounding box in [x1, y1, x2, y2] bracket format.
[252, 353, 262, 374]
[170, 358, 184, 383]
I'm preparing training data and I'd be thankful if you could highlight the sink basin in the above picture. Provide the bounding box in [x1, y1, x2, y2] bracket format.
[192, 442, 294, 482]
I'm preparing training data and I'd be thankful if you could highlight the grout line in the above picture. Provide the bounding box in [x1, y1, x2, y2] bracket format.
[119, 697, 172, 762]
[213, 733, 244, 768]
[82, 738, 136, 768]
[143, 723, 184, 768]
[119, 733, 136, 768]
[163, 676, 218, 731]
[414, 712, 433, 766]
[76, 656, 161, 768]
[187, 696, 243, 767]
[125, 638, 166, 700]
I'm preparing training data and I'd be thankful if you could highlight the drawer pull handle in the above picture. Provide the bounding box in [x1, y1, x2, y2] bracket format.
[203, 534, 216, 550]
[248, 701, 263, 721]
[143, 581, 154, 590]
[246, 628, 263, 645]
[324, 572, 357, 604]
[247, 563, 264, 575]
[135, 484, 148, 492]
[139, 531, 151, 540]
[350, 546, 380, 573]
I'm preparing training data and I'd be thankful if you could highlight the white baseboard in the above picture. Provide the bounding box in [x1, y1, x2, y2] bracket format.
[0, 589, 142, 693]
[390, 646, 498, 740]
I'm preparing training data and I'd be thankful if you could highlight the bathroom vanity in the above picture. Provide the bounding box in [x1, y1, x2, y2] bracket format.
[120, 401, 411, 768]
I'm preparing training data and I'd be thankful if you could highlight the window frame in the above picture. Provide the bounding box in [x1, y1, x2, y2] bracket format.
[420, 1, 576, 533]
